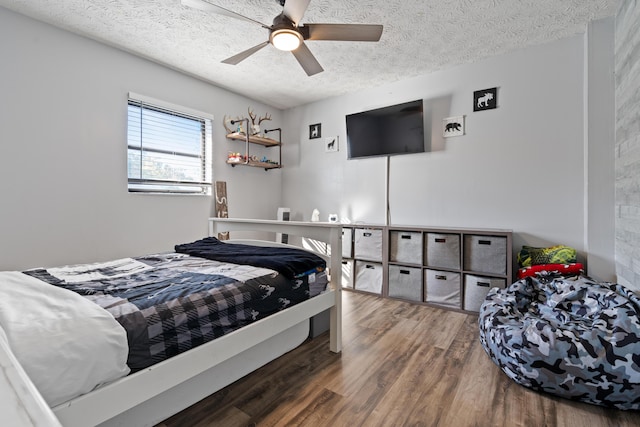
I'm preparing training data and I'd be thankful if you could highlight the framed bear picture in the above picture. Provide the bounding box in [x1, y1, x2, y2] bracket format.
[443, 116, 465, 137]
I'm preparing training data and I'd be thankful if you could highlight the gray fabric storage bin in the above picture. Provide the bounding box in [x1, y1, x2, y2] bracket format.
[342, 228, 353, 258]
[354, 228, 383, 262]
[463, 274, 506, 312]
[389, 231, 422, 264]
[354, 261, 383, 294]
[463, 235, 507, 275]
[425, 269, 461, 308]
[388, 265, 422, 302]
[341, 260, 354, 289]
[425, 233, 461, 269]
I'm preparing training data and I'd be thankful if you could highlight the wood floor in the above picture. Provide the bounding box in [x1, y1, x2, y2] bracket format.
[158, 291, 640, 427]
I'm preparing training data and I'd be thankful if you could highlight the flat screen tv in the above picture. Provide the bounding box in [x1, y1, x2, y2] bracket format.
[346, 99, 425, 159]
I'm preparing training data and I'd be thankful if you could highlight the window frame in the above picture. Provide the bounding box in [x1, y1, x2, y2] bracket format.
[127, 92, 213, 195]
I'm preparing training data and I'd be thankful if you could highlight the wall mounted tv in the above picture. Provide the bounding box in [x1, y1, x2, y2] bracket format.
[346, 99, 425, 159]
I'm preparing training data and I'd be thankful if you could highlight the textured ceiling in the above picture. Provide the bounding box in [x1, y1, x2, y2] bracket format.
[0, 0, 621, 109]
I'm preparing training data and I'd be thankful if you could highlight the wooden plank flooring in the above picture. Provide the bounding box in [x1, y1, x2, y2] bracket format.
[157, 291, 640, 427]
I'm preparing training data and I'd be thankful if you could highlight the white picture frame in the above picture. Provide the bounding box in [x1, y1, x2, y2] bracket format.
[443, 116, 465, 137]
[325, 136, 339, 152]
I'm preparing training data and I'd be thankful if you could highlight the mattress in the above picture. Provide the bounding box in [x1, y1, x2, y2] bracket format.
[1, 240, 327, 407]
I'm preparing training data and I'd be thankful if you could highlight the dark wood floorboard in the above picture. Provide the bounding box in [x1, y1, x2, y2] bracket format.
[157, 291, 640, 427]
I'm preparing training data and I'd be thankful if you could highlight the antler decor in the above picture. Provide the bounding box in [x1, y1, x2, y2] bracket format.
[258, 112, 272, 126]
[223, 114, 247, 134]
[222, 115, 234, 134]
[248, 107, 272, 135]
[248, 108, 257, 126]
[223, 109, 272, 136]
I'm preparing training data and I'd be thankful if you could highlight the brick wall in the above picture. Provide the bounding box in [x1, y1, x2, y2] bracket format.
[615, 0, 640, 289]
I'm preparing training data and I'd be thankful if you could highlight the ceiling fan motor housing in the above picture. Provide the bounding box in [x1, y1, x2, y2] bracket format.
[271, 13, 299, 33]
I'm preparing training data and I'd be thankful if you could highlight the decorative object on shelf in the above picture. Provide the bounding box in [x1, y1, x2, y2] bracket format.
[228, 152, 277, 165]
[223, 108, 272, 136]
[309, 123, 321, 139]
[311, 209, 320, 222]
[328, 214, 338, 223]
[260, 156, 279, 165]
[227, 152, 243, 163]
[214, 181, 229, 240]
[223, 114, 247, 134]
[325, 136, 339, 152]
[247, 108, 272, 135]
[474, 87, 498, 112]
[443, 116, 465, 137]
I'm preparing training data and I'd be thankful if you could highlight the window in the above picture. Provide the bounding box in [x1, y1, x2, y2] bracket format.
[127, 93, 213, 194]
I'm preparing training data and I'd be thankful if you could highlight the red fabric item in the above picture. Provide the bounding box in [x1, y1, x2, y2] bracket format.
[517, 263, 584, 280]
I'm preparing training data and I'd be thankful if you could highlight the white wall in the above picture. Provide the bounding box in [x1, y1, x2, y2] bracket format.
[282, 31, 615, 277]
[615, 0, 640, 291]
[0, 7, 283, 270]
[585, 17, 616, 282]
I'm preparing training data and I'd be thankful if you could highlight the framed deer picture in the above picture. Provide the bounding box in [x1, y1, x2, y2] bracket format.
[325, 136, 339, 152]
[309, 123, 321, 139]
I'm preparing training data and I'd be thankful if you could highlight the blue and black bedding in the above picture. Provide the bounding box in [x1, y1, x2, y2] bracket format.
[24, 238, 327, 372]
[479, 273, 640, 410]
[175, 236, 325, 279]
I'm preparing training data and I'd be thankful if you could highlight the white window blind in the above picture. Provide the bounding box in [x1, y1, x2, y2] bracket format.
[127, 93, 213, 194]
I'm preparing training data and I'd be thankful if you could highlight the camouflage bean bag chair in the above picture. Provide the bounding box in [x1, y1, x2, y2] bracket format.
[479, 273, 640, 410]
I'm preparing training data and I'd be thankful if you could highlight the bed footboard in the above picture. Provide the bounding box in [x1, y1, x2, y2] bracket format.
[208, 218, 343, 353]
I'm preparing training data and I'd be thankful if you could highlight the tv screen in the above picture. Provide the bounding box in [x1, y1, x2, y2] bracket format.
[346, 99, 425, 159]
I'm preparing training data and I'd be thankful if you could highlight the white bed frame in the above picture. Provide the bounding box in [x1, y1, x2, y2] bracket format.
[0, 219, 342, 427]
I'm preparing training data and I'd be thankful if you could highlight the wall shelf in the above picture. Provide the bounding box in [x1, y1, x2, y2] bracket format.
[226, 132, 280, 147]
[226, 132, 281, 170]
[226, 159, 281, 170]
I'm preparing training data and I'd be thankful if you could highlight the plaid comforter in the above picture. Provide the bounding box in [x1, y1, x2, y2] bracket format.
[24, 252, 322, 371]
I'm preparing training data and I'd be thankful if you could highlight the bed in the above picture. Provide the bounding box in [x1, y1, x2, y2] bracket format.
[0, 218, 342, 427]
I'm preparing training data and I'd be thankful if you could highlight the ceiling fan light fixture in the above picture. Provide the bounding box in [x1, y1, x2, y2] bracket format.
[271, 29, 302, 51]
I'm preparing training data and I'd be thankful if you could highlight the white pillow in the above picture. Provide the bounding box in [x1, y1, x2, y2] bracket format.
[0, 272, 130, 406]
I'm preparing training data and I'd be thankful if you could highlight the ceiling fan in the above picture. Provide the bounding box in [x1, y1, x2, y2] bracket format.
[181, 0, 384, 76]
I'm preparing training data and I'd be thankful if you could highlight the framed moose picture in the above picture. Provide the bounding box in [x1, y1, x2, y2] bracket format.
[473, 87, 498, 112]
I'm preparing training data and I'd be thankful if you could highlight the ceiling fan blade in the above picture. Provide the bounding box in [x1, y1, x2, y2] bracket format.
[291, 42, 323, 76]
[303, 23, 383, 41]
[181, 0, 269, 29]
[282, 0, 311, 26]
[222, 41, 270, 65]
